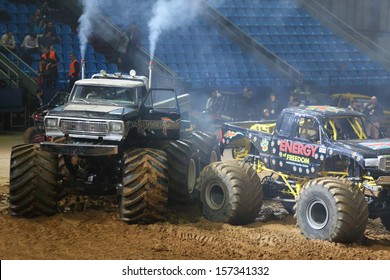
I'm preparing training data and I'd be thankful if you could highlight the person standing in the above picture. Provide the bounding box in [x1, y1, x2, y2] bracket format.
[363, 96, 383, 138]
[41, 46, 60, 103]
[68, 53, 80, 90]
[126, 22, 141, 70]
[264, 92, 280, 119]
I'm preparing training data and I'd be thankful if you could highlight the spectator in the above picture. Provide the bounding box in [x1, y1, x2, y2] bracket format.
[20, 33, 40, 65]
[114, 31, 129, 71]
[205, 90, 221, 112]
[29, 9, 42, 33]
[363, 96, 383, 138]
[264, 92, 280, 119]
[347, 99, 361, 113]
[289, 96, 302, 107]
[44, 21, 59, 44]
[1, 31, 17, 53]
[38, 31, 54, 51]
[31, 18, 46, 37]
[41, 46, 60, 103]
[126, 22, 141, 70]
[68, 53, 80, 90]
[32, 88, 44, 111]
[40, 1, 58, 20]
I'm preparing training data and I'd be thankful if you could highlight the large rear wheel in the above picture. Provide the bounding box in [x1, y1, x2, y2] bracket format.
[23, 127, 45, 144]
[190, 131, 221, 169]
[119, 148, 168, 224]
[295, 177, 368, 243]
[165, 140, 200, 204]
[9, 144, 59, 217]
[197, 160, 263, 225]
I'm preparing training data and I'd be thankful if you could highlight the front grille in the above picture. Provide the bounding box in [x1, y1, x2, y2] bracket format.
[379, 155, 390, 172]
[60, 119, 108, 135]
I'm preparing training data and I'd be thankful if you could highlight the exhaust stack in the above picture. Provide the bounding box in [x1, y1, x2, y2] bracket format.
[148, 61, 153, 89]
[81, 59, 86, 79]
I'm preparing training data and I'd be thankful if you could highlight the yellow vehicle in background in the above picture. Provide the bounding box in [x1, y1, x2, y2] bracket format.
[330, 93, 390, 136]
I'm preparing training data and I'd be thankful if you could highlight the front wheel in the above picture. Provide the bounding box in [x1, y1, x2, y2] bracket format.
[9, 144, 59, 217]
[119, 148, 168, 224]
[295, 177, 368, 243]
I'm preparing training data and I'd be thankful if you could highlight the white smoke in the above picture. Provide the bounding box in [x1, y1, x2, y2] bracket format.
[78, 0, 102, 59]
[148, 0, 203, 62]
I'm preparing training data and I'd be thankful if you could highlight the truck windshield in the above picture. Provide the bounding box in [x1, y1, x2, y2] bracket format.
[70, 85, 139, 106]
[324, 116, 367, 140]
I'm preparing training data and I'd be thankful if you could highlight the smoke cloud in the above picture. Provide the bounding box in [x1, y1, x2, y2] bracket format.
[148, 0, 204, 62]
[78, 0, 102, 59]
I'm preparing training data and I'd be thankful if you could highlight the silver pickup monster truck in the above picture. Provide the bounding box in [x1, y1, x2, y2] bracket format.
[9, 71, 219, 223]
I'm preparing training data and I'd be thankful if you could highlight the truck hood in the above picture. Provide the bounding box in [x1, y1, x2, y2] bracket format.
[48, 103, 138, 120]
[332, 139, 390, 158]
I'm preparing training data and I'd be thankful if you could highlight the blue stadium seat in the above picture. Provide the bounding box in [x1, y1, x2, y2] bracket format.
[6, 4, 17, 13]
[95, 53, 106, 63]
[17, 14, 29, 24]
[0, 24, 6, 34]
[62, 34, 73, 44]
[63, 44, 74, 54]
[27, 4, 37, 13]
[18, 23, 28, 34]
[107, 63, 118, 73]
[97, 63, 107, 71]
[17, 4, 28, 14]
[6, 23, 18, 34]
[61, 25, 72, 35]
[85, 53, 96, 63]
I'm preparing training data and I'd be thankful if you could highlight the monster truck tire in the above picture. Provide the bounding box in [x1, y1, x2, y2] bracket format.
[119, 148, 168, 224]
[165, 140, 200, 204]
[295, 177, 368, 243]
[380, 215, 390, 230]
[198, 160, 263, 225]
[190, 130, 221, 169]
[23, 127, 45, 144]
[9, 144, 59, 217]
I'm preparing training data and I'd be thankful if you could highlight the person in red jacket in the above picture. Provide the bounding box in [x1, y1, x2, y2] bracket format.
[68, 53, 80, 90]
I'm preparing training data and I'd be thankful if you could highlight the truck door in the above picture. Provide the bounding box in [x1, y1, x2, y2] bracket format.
[269, 112, 296, 171]
[272, 115, 323, 177]
[139, 88, 181, 140]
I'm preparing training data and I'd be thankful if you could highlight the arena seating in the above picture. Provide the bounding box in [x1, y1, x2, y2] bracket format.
[0, 0, 114, 88]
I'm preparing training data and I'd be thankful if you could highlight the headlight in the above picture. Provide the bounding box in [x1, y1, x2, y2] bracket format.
[109, 121, 123, 133]
[45, 118, 58, 128]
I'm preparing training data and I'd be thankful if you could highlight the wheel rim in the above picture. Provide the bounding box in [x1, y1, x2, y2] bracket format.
[205, 182, 225, 210]
[187, 158, 197, 194]
[306, 198, 329, 230]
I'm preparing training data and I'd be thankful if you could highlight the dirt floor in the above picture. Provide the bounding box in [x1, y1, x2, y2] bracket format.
[0, 131, 390, 260]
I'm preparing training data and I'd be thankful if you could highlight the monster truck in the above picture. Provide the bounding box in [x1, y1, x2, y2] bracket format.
[23, 91, 69, 143]
[9, 71, 219, 223]
[330, 93, 390, 136]
[196, 105, 390, 243]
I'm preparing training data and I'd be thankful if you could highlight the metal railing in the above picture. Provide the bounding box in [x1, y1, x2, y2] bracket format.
[0, 43, 38, 94]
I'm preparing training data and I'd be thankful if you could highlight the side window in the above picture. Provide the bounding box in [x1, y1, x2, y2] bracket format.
[277, 112, 295, 137]
[296, 117, 319, 143]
